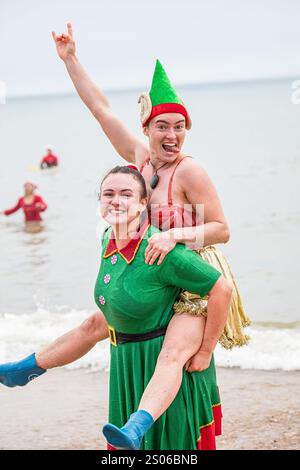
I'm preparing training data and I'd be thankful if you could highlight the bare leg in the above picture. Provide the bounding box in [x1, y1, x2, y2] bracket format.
[102, 280, 231, 450]
[138, 314, 206, 420]
[36, 311, 108, 369]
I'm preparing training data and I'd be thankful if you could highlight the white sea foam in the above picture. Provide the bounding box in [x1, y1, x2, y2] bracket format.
[0, 307, 299, 371]
[215, 326, 300, 371]
[0, 307, 110, 372]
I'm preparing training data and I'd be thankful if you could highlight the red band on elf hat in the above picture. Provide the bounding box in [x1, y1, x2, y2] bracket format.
[143, 103, 189, 127]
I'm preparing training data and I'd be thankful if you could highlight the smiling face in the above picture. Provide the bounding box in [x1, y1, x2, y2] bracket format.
[100, 173, 148, 228]
[143, 113, 186, 163]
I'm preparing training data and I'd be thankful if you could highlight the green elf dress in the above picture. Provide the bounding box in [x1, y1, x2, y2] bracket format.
[94, 219, 222, 450]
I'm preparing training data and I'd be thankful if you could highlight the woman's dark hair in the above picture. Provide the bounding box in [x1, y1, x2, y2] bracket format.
[100, 165, 147, 199]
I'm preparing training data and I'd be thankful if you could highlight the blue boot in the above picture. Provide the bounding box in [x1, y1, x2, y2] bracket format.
[103, 410, 154, 450]
[0, 353, 46, 387]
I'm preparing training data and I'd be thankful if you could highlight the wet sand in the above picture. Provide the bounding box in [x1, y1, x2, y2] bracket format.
[0, 367, 299, 450]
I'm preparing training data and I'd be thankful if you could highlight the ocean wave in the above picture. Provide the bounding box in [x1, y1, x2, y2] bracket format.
[0, 307, 110, 372]
[0, 308, 299, 371]
[215, 325, 300, 371]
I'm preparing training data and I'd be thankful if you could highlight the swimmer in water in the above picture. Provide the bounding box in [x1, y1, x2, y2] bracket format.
[1, 182, 47, 230]
[40, 145, 59, 169]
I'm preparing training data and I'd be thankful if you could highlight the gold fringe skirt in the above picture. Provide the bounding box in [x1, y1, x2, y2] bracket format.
[173, 245, 251, 349]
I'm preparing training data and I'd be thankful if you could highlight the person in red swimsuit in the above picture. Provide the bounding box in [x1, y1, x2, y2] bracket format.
[1, 182, 47, 223]
[40, 145, 59, 169]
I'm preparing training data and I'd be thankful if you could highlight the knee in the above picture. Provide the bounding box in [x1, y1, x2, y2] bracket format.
[80, 312, 108, 342]
[216, 276, 233, 300]
[156, 346, 184, 368]
[222, 278, 233, 299]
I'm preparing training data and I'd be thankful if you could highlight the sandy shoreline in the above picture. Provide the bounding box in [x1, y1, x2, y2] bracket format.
[1, 367, 299, 450]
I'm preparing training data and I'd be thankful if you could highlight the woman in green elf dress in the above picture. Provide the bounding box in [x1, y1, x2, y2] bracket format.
[97, 165, 232, 450]
[0, 164, 232, 450]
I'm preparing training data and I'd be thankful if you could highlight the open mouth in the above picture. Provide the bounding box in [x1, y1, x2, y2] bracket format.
[162, 143, 179, 154]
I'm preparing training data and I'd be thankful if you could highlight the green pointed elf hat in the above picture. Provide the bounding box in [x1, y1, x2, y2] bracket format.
[138, 60, 192, 129]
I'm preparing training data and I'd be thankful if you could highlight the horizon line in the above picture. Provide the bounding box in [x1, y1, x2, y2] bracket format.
[5, 74, 299, 100]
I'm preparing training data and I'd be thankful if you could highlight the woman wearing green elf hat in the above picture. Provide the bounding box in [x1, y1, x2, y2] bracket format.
[49, 23, 250, 347]
[0, 23, 250, 449]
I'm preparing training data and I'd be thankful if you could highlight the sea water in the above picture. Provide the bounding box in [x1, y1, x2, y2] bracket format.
[0, 78, 299, 370]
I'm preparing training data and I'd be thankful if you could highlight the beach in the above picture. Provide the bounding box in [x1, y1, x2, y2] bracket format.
[2, 0, 300, 454]
[1, 367, 299, 450]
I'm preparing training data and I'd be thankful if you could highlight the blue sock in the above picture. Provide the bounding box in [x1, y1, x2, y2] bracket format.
[0, 353, 46, 387]
[103, 410, 154, 450]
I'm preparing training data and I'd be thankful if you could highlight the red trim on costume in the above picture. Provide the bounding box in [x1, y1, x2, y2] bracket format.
[213, 403, 222, 436]
[103, 237, 118, 259]
[197, 403, 222, 451]
[103, 218, 150, 264]
[143, 103, 190, 127]
[107, 443, 117, 451]
[197, 421, 216, 450]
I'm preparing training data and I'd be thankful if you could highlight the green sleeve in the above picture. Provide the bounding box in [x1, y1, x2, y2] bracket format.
[157, 245, 221, 297]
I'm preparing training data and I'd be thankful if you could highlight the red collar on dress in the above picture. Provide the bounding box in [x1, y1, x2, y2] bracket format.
[103, 217, 150, 264]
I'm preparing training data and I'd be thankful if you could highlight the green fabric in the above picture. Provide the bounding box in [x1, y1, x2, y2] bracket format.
[94, 225, 222, 450]
[149, 60, 183, 107]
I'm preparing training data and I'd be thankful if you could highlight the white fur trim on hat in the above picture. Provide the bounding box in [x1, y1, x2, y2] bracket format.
[138, 93, 152, 125]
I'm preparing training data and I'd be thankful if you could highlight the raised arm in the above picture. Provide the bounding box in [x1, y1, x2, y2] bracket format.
[52, 23, 148, 164]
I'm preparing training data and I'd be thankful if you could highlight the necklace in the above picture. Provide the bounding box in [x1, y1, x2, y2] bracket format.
[150, 161, 170, 189]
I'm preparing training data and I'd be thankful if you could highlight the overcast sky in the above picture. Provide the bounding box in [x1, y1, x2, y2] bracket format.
[1, 0, 300, 96]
